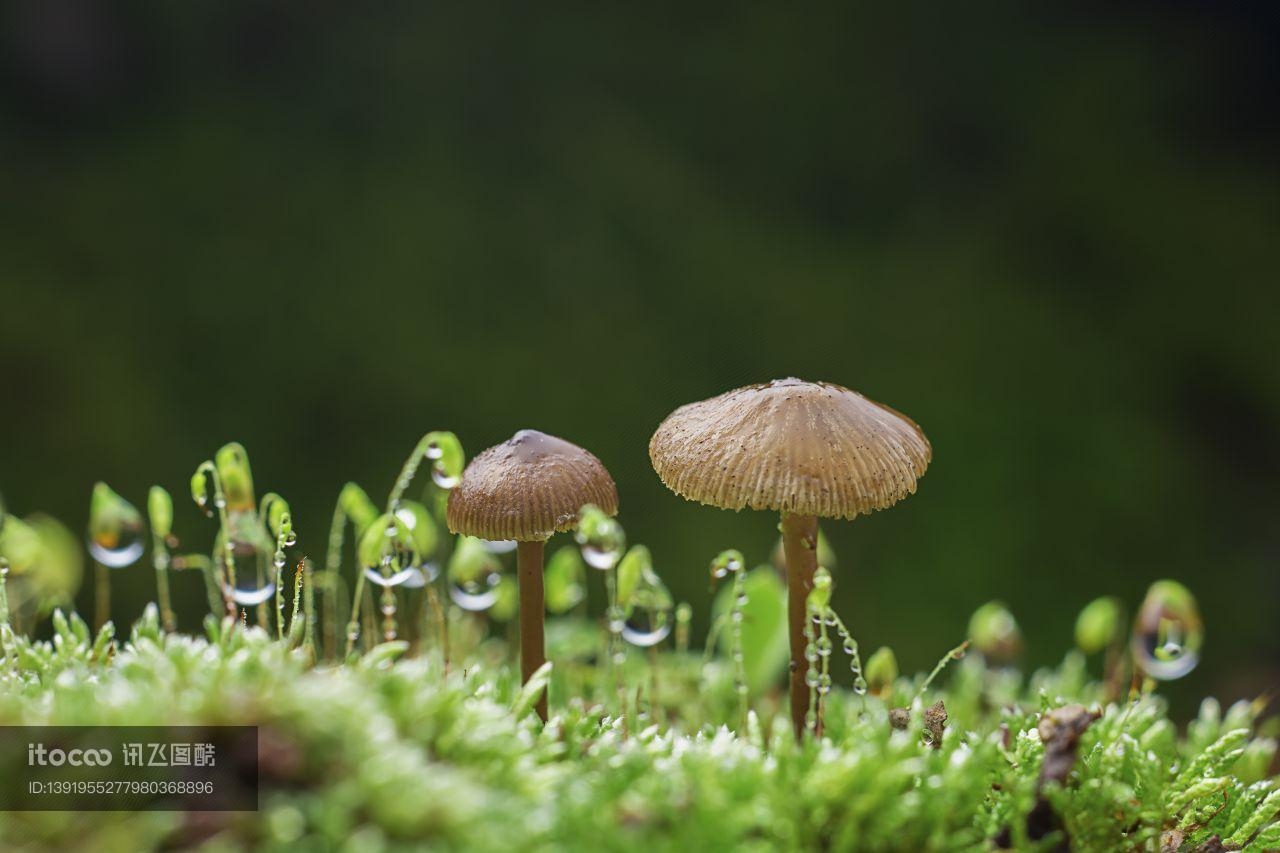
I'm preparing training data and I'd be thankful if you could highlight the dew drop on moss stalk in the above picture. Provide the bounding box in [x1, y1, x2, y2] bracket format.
[227, 579, 277, 607]
[1132, 580, 1203, 681]
[87, 483, 146, 569]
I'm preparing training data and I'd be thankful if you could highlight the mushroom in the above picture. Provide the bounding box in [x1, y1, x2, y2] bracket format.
[649, 378, 930, 737]
[447, 429, 618, 721]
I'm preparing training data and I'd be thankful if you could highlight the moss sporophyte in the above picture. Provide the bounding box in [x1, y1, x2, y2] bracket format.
[0, 379, 1276, 851]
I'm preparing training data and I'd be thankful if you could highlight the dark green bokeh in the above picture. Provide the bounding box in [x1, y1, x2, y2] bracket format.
[2, 3, 1276, 710]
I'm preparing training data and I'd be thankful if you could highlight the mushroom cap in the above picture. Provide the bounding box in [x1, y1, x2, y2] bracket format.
[446, 429, 619, 541]
[649, 378, 930, 520]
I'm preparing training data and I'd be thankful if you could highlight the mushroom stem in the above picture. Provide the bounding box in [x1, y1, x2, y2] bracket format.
[517, 539, 548, 722]
[781, 512, 819, 738]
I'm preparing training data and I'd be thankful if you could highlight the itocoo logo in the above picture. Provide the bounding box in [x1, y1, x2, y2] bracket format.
[27, 743, 113, 766]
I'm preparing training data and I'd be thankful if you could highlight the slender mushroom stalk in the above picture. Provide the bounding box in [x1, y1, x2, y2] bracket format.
[781, 512, 818, 738]
[447, 430, 618, 723]
[516, 539, 546, 715]
[649, 378, 931, 739]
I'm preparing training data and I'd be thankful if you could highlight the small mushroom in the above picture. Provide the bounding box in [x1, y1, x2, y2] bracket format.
[649, 378, 930, 738]
[447, 429, 618, 721]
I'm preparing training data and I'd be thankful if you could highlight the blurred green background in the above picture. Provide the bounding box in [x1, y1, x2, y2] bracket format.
[1, 3, 1276, 709]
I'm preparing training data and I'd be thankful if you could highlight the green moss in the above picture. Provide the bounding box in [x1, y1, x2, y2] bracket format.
[0, 606, 1275, 851]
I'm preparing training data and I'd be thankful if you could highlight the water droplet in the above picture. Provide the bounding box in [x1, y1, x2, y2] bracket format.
[575, 505, 625, 571]
[227, 579, 276, 607]
[619, 567, 673, 648]
[1132, 580, 1203, 680]
[400, 563, 438, 588]
[90, 537, 146, 569]
[422, 432, 465, 491]
[358, 512, 422, 588]
[449, 572, 501, 611]
[87, 483, 146, 569]
[622, 609, 670, 647]
[364, 567, 421, 588]
[710, 549, 745, 582]
[446, 536, 503, 611]
[805, 669, 820, 688]
[430, 463, 460, 490]
[580, 543, 618, 570]
[213, 511, 277, 609]
[816, 636, 832, 655]
[853, 676, 868, 695]
[392, 502, 439, 568]
[842, 638, 858, 656]
[606, 604, 626, 634]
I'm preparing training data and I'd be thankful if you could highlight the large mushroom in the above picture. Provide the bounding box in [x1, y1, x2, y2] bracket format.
[649, 378, 930, 737]
[447, 429, 618, 721]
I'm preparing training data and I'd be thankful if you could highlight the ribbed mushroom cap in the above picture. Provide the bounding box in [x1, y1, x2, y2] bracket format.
[649, 378, 930, 520]
[447, 430, 619, 541]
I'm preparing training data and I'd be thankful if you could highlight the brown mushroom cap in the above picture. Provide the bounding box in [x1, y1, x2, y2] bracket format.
[649, 378, 930, 520]
[446, 429, 619, 541]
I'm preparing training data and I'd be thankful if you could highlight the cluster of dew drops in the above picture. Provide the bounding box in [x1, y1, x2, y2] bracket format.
[356, 437, 474, 643]
[803, 566, 868, 733]
[16, 435, 1212, 736]
[72, 438, 687, 664]
[711, 549, 750, 711]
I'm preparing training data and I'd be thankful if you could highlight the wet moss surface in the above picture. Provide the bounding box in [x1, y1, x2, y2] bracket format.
[0, 606, 1276, 852]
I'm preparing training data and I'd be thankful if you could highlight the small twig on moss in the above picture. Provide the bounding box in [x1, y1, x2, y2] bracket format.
[995, 704, 1100, 851]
